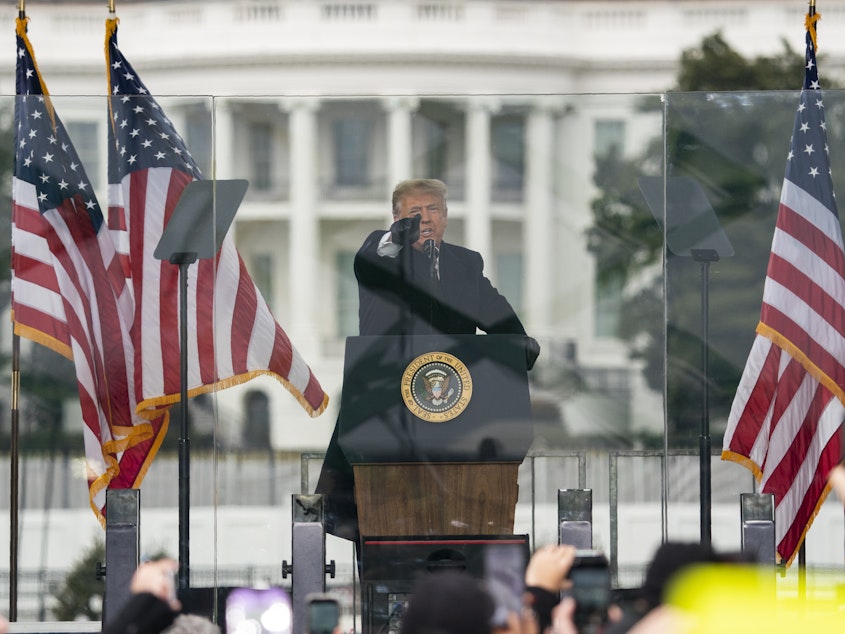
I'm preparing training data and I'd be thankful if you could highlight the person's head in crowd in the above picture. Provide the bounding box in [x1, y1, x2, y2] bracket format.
[639, 541, 723, 610]
[391, 178, 449, 250]
[604, 541, 734, 634]
[400, 570, 495, 634]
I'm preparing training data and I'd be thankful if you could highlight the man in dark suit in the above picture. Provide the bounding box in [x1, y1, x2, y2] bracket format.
[316, 178, 540, 542]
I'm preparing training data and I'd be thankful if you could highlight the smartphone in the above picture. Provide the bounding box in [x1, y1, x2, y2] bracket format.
[225, 587, 292, 634]
[484, 543, 527, 629]
[567, 550, 611, 630]
[306, 594, 340, 634]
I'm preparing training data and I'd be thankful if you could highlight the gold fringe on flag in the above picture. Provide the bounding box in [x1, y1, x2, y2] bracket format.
[104, 17, 119, 139]
[806, 10, 821, 52]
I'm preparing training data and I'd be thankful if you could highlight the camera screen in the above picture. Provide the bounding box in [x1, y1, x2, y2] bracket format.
[308, 599, 340, 634]
[484, 543, 526, 628]
[571, 567, 611, 606]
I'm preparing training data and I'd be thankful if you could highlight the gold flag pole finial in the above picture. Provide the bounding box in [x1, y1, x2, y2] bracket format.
[108, 0, 115, 15]
[18, 0, 25, 19]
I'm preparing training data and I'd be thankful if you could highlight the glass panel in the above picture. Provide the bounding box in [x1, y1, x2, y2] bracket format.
[7, 87, 845, 628]
[664, 89, 845, 585]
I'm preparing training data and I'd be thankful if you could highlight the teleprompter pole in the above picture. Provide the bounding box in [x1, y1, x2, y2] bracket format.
[174, 256, 196, 591]
[694, 249, 719, 546]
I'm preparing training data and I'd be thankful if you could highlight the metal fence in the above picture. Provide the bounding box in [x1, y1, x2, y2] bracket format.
[2, 447, 840, 625]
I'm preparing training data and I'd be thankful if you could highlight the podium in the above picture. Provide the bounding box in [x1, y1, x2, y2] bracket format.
[339, 333, 533, 536]
[338, 334, 533, 632]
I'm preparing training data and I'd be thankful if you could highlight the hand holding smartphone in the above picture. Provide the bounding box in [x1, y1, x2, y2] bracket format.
[566, 550, 611, 630]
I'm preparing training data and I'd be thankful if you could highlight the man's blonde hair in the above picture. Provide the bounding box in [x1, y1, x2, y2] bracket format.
[391, 179, 448, 217]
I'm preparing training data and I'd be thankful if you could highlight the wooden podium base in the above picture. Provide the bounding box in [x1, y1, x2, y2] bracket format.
[353, 462, 520, 537]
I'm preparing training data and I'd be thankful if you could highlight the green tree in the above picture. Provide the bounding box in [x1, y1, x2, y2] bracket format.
[51, 540, 105, 621]
[51, 541, 173, 621]
[678, 33, 806, 91]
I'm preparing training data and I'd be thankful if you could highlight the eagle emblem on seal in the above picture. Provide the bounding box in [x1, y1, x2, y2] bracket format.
[423, 368, 454, 406]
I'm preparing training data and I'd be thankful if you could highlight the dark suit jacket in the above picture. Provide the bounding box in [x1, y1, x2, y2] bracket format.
[316, 231, 535, 542]
[355, 231, 529, 337]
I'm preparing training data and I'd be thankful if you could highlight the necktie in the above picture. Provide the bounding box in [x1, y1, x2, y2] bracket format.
[423, 240, 440, 281]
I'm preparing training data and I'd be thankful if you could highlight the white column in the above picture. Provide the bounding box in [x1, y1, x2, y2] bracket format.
[384, 96, 418, 190]
[212, 98, 235, 180]
[464, 97, 497, 264]
[286, 98, 320, 358]
[524, 98, 557, 333]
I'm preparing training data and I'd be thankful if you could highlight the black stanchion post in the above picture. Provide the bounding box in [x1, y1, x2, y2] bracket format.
[558, 489, 593, 549]
[103, 489, 141, 626]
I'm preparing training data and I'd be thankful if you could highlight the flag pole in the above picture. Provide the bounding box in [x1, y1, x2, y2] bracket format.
[9, 335, 20, 621]
[809, 0, 815, 591]
[804, 0, 815, 582]
[107, 0, 115, 14]
[10, 4, 24, 620]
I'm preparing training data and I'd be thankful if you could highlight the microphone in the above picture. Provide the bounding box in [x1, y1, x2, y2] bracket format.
[423, 239, 437, 281]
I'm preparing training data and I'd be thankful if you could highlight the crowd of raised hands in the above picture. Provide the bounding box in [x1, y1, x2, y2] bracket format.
[8, 535, 838, 634]
[399, 542, 726, 634]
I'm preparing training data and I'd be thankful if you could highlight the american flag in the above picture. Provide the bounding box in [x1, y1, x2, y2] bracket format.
[722, 16, 844, 566]
[105, 18, 328, 419]
[11, 17, 167, 522]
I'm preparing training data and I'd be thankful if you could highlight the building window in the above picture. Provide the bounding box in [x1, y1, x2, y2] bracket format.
[333, 118, 372, 187]
[336, 251, 358, 337]
[421, 117, 449, 182]
[249, 121, 274, 192]
[251, 253, 274, 309]
[594, 119, 626, 157]
[184, 109, 212, 178]
[595, 272, 623, 338]
[66, 121, 101, 193]
[242, 389, 270, 449]
[495, 252, 523, 315]
[492, 115, 525, 201]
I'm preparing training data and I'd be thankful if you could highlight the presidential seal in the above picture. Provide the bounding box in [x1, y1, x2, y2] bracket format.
[401, 352, 473, 423]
